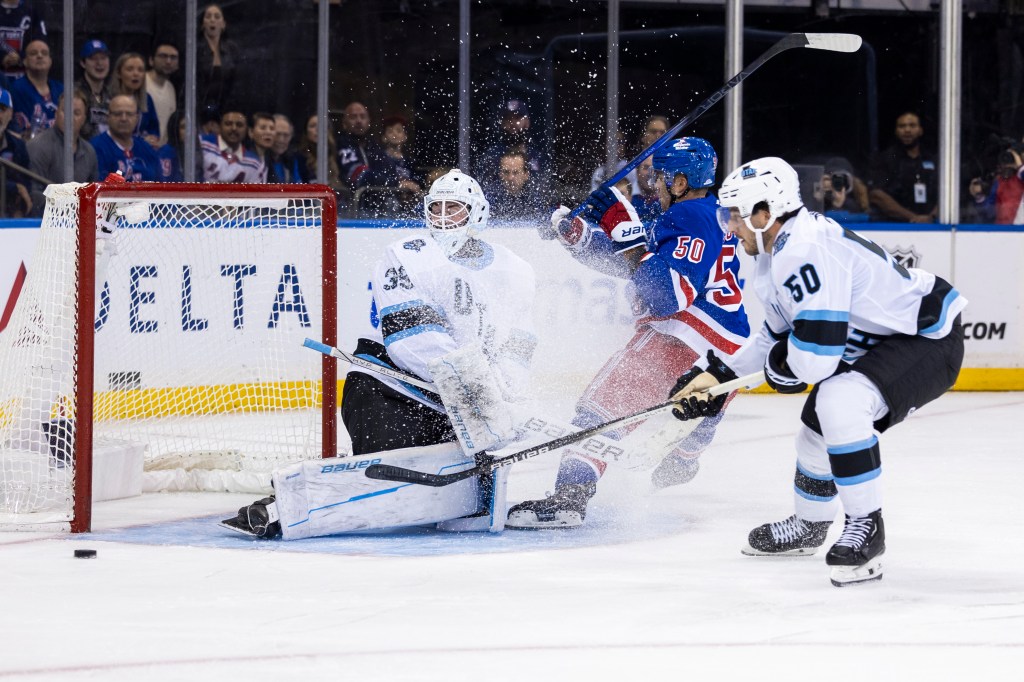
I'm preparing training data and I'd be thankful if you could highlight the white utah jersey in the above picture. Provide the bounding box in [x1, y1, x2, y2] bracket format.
[369, 235, 538, 398]
[729, 208, 967, 384]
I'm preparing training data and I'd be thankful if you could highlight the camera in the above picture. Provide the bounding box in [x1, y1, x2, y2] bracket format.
[997, 149, 1021, 168]
[830, 172, 850, 193]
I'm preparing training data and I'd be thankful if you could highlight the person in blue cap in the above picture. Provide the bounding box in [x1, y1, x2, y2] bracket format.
[76, 39, 113, 138]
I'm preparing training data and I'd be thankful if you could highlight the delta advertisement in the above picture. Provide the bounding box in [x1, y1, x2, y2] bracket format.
[0, 224, 1020, 395]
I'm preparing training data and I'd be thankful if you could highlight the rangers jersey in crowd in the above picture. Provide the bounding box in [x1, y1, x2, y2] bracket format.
[0, 2, 46, 80]
[729, 207, 968, 382]
[90, 132, 160, 182]
[200, 133, 265, 183]
[363, 235, 538, 407]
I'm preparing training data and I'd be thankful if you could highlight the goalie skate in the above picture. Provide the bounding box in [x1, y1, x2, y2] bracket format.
[506, 483, 596, 530]
[742, 514, 832, 556]
[219, 496, 281, 539]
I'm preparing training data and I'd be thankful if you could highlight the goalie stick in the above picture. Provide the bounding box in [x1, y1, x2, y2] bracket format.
[363, 371, 765, 487]
[303, 338, 437, 392]
[304, 337, 664, 470]
[572, 32, 862, 217]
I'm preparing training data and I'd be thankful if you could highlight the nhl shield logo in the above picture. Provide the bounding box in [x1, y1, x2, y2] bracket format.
[888, 245, 921, 270]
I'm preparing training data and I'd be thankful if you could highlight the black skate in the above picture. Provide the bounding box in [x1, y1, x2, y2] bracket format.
[826, 510, 885, 587]
[742, 514, 832, 556]
[219, 496, 281, 539]
[505, 483, 597, 530]
[651, 454, 700, 489]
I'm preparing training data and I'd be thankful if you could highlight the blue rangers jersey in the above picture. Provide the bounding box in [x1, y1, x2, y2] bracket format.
[364, 235, 538, 407]
[632, 194, 750, 358]
[563, 193, 750, 358]
[728, 208, 968, 383]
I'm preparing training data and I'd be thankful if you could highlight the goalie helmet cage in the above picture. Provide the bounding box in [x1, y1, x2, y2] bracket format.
[0, 181, 337, 533]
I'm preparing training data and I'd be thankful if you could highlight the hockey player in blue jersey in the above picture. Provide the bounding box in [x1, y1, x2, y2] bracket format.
[507, 137, 751, 529]
[672, 157, 966, 586]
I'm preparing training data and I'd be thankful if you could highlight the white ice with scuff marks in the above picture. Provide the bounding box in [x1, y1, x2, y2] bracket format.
[1, 392, 1022, 681]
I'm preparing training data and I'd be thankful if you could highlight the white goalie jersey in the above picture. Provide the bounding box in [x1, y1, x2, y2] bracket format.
[367, 235, 538, 401]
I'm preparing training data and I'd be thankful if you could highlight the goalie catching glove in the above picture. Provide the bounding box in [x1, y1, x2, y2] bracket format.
[669, 350, 738, 421]
[582, 186, 646, 253]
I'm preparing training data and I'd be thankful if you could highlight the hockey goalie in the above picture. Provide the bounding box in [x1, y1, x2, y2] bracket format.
[221, 169, 538, 539]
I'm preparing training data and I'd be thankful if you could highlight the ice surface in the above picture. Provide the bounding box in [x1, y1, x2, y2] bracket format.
[2, 392, 1022, 680]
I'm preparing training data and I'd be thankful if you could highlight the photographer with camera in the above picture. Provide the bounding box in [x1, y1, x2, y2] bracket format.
[868, 111, 938, 223]
[968, 141, 1024, 225]
[822, 157, 869, 223]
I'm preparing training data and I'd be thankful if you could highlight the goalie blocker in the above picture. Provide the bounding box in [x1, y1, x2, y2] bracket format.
[221, 442, 510, 539]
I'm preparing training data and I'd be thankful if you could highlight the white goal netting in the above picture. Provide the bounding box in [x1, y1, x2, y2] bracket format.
[0, 182, 336, 531]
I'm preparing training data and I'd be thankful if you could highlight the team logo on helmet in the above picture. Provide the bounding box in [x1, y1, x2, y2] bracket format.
[741, 166, 757, 179]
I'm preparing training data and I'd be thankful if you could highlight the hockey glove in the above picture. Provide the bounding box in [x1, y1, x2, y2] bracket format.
[581, 186, 618, 224]
[669, 351, 738, 421]
[584, 186, 646, 253]
[545, 205, 590, 249]
[764, 341, 808, 394]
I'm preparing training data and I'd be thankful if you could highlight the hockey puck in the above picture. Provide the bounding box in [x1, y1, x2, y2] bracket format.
[73, 549, 97, 559]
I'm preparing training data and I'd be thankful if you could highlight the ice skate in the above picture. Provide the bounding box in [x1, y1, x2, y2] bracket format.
[826, 510, 885, 587]
[219, 496, 281, 539]
[742, 514, 832, 556]
[651, 454, 700, 489]
[505, 483, 596, 529]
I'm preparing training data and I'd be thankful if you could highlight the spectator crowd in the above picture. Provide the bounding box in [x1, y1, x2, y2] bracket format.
[0, 2, 1020, 224]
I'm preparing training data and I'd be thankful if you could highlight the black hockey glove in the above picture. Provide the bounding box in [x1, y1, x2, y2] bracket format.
[668, 351, 738, 422]
[581, 186, 618, 224]
[764, 340, 808, 394]
[672, 392, 728, 422]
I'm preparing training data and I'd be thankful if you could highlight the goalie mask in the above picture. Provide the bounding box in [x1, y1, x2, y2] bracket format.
[424, 169, 490, 257]
[717, 157, 803, 254]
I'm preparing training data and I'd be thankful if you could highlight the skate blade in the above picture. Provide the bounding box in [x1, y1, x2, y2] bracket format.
[506, 510, 583, 530]
[741, 543, 819, 557]
[219, 516, 262, 538]
[829, 557, 883, 587]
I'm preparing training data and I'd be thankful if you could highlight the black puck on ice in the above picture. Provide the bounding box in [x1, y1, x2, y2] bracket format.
[73, 549, 97, 559]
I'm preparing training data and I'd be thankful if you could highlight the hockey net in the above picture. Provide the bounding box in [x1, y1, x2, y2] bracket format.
[0, 181, 337, 532]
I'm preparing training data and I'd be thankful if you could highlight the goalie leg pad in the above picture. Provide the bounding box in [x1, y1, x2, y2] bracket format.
[436, 458, 510, 533]
[427, 344, 515, 455]
[272, 442, 481, 540]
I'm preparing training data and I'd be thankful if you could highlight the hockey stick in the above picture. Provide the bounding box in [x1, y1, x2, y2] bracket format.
[303, 338, 436, 392]
[363, 370, 765, 487]
[304, 337, 666, 471]
[573, 32, 862, 216]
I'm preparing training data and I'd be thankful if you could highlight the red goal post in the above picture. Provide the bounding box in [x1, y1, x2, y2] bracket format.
[0, 181, 338, 533]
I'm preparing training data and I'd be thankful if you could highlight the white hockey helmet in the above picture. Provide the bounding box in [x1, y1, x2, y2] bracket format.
[424, 169, 489, 257]
[716, 157, 803, 254]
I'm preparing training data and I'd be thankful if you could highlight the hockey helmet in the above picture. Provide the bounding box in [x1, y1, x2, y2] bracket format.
[716, 157, 803, 253]
[651, 137, 718, 189]
[423, 169, 490, 257]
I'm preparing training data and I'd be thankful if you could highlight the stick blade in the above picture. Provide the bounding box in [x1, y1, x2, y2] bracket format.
[365, 463, 451, 487]
[803, 33, 862, 53]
